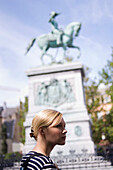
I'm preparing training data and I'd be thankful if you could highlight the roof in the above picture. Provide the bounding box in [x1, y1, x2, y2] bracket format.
[1, 107, 19, 118]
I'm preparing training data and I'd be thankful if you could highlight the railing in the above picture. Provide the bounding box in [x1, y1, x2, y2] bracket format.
[0, 148, 113, 169]
[51, 148, 113, 169]
[0, 154, 22, 170]
[52, 154, 112, 169]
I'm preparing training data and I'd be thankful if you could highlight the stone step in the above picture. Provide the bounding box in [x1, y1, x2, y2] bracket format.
[3, 165, 113, 170]
[3, 161, 113, 170]
[58, 163, 112, 169]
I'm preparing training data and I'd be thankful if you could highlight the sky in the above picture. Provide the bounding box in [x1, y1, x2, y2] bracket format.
[0, 0, 113, 107]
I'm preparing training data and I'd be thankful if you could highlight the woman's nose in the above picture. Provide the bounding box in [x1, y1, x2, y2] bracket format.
[63, 128, 67, 134]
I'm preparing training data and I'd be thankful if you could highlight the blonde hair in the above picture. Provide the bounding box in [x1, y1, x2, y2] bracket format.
[30, 109, 62, 140]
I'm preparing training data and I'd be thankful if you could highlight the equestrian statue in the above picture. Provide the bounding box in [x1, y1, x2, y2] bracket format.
[25, 11, 81, 64]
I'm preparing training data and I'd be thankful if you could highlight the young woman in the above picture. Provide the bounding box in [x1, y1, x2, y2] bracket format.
[20, 109, 67, 169]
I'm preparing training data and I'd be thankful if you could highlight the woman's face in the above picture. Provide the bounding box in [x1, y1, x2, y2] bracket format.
[44, 117, 67, 146]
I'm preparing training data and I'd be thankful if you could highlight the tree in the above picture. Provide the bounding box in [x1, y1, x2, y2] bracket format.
[84, 66, 102, 144]
[99, 47, 113, 102]
[18, 96, 28, 144]
[1, 124, 7, 154]
[84, 48, 113, 144]
[84, 66, 100, 115]
[98, 47, 113, 143]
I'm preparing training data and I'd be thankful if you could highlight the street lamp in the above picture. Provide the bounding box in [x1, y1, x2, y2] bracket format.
[102, 133, 106, 140]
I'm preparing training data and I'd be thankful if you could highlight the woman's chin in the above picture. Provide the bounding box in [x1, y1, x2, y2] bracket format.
[58, 139, 66, 145]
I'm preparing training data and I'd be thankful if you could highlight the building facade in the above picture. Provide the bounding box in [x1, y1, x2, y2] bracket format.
[0, 105, 23, 153]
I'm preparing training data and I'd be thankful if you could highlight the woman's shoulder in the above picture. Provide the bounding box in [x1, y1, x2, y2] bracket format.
[20, 151, 57, 169]
[20, 151, 46, 169]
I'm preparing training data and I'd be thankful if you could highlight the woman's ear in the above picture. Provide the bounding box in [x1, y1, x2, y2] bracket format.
[39, 127, 46, 135]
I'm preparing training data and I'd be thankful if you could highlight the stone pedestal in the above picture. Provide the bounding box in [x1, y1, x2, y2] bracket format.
[24, 61, 95, 155]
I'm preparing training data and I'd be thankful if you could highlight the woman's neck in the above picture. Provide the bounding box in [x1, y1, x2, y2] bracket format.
[32, 139, 54, 156]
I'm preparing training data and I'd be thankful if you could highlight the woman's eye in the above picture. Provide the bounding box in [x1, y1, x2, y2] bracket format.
[55, 124, 61, 128]
[55, 124, 66, 129]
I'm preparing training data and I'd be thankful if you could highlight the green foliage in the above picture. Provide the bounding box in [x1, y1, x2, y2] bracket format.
[84, 48, 113, 145]
[104, 106, 113, 142]
[1, 124, 7, 154]
[92, 118, 103, 144]
[4, 152, 22, 161]
[84, 66, 102, 144]
[24, 96, 28, 113]
[84, 66, 100, 115]
[18, 96, 28, 144]
[99, 47, 113, 102]
[98, 47, 113, 143]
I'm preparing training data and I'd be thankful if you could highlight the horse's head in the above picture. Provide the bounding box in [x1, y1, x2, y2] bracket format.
[64, 22, 81, 37]
[73, 22, 81, 37]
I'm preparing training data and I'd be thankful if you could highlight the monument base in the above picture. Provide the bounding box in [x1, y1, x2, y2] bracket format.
[51, 140, 95, 156]
[24, 62, 95, 155]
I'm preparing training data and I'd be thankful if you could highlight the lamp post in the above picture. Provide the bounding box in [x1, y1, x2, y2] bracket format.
[101, 133, 106, 157]
[102, 133, 106, 140]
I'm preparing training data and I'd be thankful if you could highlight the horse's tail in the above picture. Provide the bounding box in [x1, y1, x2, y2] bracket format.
[25, 38, 36, 55]
[75, 23, 81, 37]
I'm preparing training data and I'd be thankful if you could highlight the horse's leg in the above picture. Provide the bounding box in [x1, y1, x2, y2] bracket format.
[40, 45, 49, 64]
[61, 45, 68, 63]
[63, 45, 67, 57]
[40, 51, 45, 65]
[41, 45, 55, 64]
[46, 53, 55, 63]
[68, 45, 81, 58]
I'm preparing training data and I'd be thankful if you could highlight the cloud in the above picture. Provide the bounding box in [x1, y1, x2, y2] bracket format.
[64, 0, 113, 24]
[0, 11, 42, 75]
[104, 0, 113, 21]
[66, 34, 110, 80]
[91, 0, 113, 23]
[0, 11, 42, 106]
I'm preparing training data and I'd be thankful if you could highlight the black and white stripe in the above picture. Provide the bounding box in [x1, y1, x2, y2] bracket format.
[20, 151, 58, 170]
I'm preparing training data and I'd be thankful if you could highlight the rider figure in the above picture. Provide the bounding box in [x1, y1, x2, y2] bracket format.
[48, 11, 63, 45]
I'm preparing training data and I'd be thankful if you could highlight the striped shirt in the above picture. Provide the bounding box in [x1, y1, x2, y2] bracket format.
[20, 151, 58, 170]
